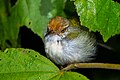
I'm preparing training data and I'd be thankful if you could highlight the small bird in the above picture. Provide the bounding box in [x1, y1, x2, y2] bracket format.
[44, 16, 96, 65]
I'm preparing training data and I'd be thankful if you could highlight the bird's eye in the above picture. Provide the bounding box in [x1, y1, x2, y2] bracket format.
[61, 26, 69, 33]
[61, 29, 66, 33]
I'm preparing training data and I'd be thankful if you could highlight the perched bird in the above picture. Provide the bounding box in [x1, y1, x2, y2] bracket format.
[44, 16, 96, 65]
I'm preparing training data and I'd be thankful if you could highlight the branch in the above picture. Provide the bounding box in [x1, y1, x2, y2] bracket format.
[97, 42, 113, 50]
[61, 63, 120, 71]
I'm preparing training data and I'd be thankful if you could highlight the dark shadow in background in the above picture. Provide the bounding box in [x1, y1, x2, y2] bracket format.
[19, 26, 46, 56]
[114, 0, 120, 3]
[95, 32, 120, 64]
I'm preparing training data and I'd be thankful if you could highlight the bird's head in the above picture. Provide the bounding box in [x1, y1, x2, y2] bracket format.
[47, 16, 69, 35]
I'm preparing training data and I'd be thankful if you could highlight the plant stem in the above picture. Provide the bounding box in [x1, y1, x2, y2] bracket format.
[61, 63, 120, 71]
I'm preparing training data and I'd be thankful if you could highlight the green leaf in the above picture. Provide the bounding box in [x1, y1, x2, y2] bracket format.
[0, 0, 20, 49]
[0, 48, 88, 80]
[0, 0, 66, 49]
[74, 0, 120, 42]
[0, 48, 59, 80]
[25, 0, 66, 39]
[54, 72, 89, 80]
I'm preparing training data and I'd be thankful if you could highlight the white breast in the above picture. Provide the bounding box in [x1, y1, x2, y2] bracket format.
[44, 34, 63, 58]
[44, 31, 96, 65]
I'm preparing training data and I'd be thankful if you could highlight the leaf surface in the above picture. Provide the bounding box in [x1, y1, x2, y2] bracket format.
[0, 48, 88, 80]
[74, 0, 120, 42]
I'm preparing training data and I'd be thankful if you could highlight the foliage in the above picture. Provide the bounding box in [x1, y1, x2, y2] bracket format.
[0, 48, 88, 80]
[0, 0, 65, 50]
[0, 0, 120, 79]
[74, 0, 120, 42]
[0, 0, 120, 49]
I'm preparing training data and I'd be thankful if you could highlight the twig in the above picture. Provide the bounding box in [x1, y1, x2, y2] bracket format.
[61, 63, 120, 71]
[97, 43, 113, 50]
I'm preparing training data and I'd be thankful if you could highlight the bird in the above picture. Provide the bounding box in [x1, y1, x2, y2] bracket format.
[44, 16, 96, 65]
